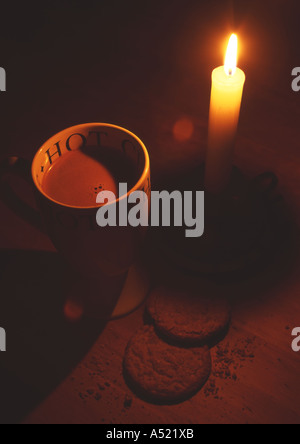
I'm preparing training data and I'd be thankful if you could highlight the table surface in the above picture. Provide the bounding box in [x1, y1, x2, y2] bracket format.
[1, 0, 300, 425]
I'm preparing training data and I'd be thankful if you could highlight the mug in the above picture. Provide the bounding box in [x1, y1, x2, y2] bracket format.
[0, 123, 151, 319]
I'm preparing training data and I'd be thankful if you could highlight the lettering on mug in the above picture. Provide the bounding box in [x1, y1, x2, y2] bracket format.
[0, 67, 6, 92]
[66, 133, 87, 152]
[46, 141, 63, 165]
[0, 327, 6, 352]
[44, 131, 138, 166]
[89, 131, 108, 147]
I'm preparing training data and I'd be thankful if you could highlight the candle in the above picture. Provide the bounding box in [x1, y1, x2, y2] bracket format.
[205, 34, 246, 194]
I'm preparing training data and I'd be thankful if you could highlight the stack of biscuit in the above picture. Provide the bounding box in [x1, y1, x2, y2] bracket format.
[123, 287, 231, 404]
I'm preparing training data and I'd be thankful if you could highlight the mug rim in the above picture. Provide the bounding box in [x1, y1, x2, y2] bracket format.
[31, 122, 150, 210]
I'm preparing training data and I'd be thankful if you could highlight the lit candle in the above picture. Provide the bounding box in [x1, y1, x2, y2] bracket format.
[205, 34, 246, 194]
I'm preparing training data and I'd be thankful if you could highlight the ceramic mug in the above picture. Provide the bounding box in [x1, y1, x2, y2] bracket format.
[0, 123, 151, 318]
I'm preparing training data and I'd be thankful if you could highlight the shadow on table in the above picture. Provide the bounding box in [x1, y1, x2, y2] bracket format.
[146, 165, 300, 307]
[0, 249, 109, 424]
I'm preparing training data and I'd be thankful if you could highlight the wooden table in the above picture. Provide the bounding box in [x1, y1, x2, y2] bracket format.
[0, 0, 300, 424]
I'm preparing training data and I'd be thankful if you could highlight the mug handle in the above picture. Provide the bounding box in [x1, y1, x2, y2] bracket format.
[0, 156, 43, 231]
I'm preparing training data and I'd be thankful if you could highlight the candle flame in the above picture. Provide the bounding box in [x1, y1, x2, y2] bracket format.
[224, 34, 238, 76]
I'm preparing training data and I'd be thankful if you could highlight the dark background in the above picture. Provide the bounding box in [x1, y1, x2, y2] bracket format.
[0, 0, 299, 172]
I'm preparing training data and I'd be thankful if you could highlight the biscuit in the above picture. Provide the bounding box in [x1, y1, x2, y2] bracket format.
[124, 326, 211, 404]
[146, 287, 231, 346]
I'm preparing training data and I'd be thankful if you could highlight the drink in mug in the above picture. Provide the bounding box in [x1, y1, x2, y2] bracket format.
[43, 145, 138, 208]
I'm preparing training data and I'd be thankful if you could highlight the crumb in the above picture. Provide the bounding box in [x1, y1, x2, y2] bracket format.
[212, 335, 257, 389]
[124, 396, 133, 409]
[204, 379, 219, 398]
[94, 393, 102, 401]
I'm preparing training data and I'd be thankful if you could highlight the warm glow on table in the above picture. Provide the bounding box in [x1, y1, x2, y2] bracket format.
[205, 34, 246, 194]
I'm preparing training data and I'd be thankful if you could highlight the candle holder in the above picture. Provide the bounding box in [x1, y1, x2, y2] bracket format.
[150, 165, 291, 280]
